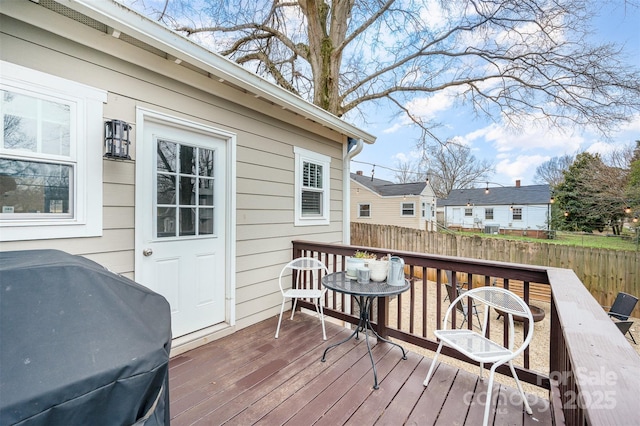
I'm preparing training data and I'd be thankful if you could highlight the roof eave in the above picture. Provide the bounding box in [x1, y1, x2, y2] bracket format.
[62, 0, 376, 144]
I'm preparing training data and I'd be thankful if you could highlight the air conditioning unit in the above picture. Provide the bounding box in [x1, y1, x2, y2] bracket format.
[484, 225, 499, 234]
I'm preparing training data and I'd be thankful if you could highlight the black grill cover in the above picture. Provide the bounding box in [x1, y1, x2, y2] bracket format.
[0, 250, 171, 425]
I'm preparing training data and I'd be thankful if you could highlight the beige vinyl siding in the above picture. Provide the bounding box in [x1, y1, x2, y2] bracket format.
[1, 10, 347, 331]
[351, 182, 424, 229]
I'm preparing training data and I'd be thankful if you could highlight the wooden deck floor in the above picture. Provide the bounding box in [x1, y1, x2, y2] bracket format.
[168, 313, 552, 425]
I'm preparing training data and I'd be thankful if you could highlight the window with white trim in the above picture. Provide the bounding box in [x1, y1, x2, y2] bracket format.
[358, 203, 371, 218]
[464, 208, 473, 217]
[0, 61, 107, 241]
[512, 207, 523, 220]
[485, 208, 494, 220]
[401, 202, 415, 216]
[294, 147, 330, 226]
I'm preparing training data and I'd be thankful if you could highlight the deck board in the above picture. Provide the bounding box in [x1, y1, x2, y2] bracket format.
[169, 313, 552, 425]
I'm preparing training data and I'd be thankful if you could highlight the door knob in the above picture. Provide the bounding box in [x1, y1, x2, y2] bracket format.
[143, 248, 153, 257]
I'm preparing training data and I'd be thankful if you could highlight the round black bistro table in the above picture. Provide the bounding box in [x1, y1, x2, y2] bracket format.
[320, 271, 411, 389]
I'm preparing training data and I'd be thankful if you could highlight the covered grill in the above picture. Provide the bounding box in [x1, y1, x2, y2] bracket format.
[0, 250, 171, 425]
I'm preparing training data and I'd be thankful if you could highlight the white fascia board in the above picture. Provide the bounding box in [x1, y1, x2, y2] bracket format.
[60, 0, 376, 145]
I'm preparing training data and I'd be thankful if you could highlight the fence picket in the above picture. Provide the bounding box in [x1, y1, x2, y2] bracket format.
[351, 222, 639, 317]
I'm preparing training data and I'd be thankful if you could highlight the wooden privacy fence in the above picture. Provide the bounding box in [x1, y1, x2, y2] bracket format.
[351, 222, 640, 318]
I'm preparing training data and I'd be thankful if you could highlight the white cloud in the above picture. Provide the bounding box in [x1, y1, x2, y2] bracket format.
[405, 87, 462, 121]
[619, 113, 640, 132]
[496, 154, 550, 183]
[382, 123, 405, 134]
[462, 121, 584, 153]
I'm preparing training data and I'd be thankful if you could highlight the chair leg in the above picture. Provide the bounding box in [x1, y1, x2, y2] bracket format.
[290, 297, 298, 320]
[629, 330, 637, 345]
[508, 361, 533, 414]
[275, 298, 287, 339]
[423, 342, 444, 386]
[482, 368, 497, 426]
[317, 298, 327, 340]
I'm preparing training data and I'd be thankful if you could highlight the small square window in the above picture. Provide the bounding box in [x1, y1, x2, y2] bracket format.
[485, 208, 494, 220]
[358, 203, 371, 218]
[512, 207, 523, 220]
[401, 202, 415, 216]
[464, 208, 473, 217]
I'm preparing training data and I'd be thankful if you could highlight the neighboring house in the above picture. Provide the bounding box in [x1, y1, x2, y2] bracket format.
[438, 181, 551, 238]
[0, 0, 375, 355]
[351, 171, 437, 231]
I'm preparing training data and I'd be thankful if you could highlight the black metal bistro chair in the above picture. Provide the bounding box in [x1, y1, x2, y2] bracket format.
[605, 292, 638, 344]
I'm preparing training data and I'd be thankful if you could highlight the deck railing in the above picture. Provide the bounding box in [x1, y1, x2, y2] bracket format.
[292, 239, 640, 425]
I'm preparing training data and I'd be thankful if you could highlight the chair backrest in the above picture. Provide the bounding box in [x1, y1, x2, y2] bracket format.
[445, 282, 468, 315]
[278, 257, 329, 293]
[608, 292, 638, 321]
[444, 287, 534, 352]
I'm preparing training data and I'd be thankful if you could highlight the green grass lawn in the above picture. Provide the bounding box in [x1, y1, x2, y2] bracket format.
[453, 230, 640, 251]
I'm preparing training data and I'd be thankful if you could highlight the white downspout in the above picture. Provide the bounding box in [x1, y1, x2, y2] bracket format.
[343, 138, 364, 244]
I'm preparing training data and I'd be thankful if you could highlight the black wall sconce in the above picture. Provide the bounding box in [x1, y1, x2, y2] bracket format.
[104, 120, 131, 159]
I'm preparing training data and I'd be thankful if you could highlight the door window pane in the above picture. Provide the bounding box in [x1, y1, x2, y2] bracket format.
[199, 149, 214, 176]
[156, 140, 216, 238]
[157, 140, 176, 172]
[179, 207, 196, 236]
[179, 176, 196, 205]
[199, 178, 214, 206]
[179, 145, 196, 174]
[157, 174, 175, 204]
[200, 208, 214, 234]
[157, 207, 176, 237]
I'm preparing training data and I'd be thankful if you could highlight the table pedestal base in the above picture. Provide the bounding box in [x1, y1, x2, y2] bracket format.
[321, 295, 407, 389]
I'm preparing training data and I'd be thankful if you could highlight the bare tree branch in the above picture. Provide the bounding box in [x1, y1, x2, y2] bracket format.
[124, 0, 640, 143]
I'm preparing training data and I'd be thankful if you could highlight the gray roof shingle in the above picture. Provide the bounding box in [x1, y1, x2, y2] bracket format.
[438, 184, 550, 206]
[351, 173, 427, 197]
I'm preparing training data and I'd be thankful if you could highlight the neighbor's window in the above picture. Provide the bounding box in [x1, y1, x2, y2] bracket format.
[294, 146, 330, 226]
[421, 202, 427, 218]
[465, 208, 473, 217]
[485, 208, 494, 220]
[401, 202, 415, 216]
[0, 61, 106, 241]
[358, 203, 371, 218]
[512, 207, 523, 220]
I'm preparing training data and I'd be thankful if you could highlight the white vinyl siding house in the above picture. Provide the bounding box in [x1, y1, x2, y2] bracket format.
[350, 172, 437, 231]
[438, 182, 551, 237]
[0, 0, 375, 354]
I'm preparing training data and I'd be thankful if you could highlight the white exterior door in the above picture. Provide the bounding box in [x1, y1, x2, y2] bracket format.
[136, 118, 227, 338]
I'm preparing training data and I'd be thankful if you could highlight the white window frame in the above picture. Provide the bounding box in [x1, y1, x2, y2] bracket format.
[512, 207, 523, 221]
[294, 146, 330, 226]
[358, 203, 371, 218]
[464, 207, 473, 217]
[401, 202, 415, 217]
[485, 208, 494, 220]
[0, 62, 106, 241]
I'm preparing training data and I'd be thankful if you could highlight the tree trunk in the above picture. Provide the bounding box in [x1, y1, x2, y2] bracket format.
[299, 0, 350, 116]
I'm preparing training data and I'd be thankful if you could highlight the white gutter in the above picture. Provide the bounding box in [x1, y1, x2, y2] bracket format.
[343, 138, 364, 244]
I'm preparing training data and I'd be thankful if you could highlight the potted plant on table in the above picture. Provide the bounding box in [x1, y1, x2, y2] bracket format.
[346, 251, 389, 282]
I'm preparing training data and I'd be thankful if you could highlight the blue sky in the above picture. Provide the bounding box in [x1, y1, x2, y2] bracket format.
[347, 3, 640, 186]
[122, 0, 639, 187]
